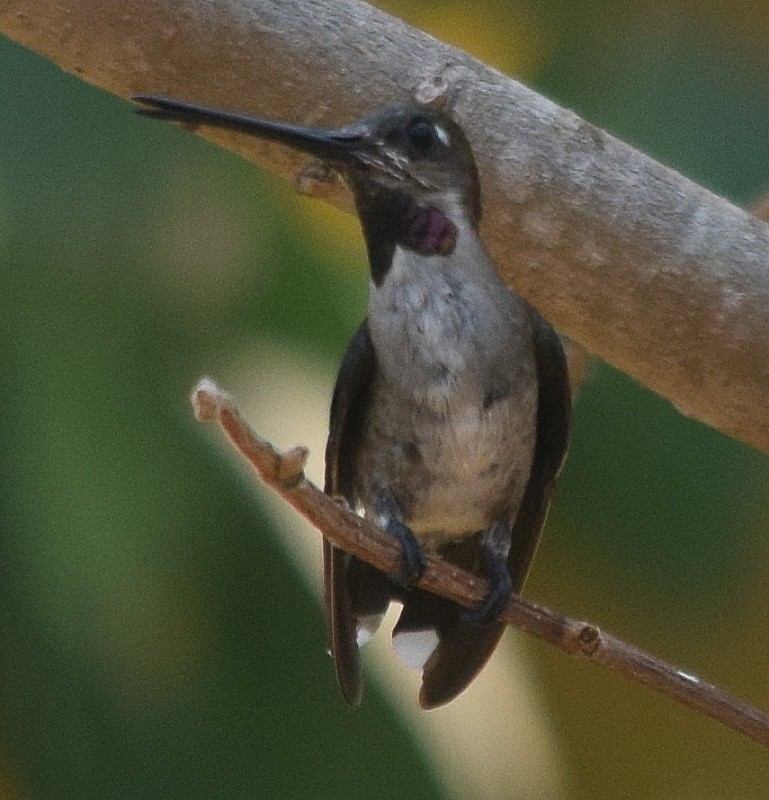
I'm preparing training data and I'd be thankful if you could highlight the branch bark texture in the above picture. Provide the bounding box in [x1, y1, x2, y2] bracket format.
[191, 377, 769, 748]
[3, 0, 769, 451]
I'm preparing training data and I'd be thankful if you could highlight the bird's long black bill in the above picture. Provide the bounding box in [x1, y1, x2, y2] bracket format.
[133, 94, 363, 161]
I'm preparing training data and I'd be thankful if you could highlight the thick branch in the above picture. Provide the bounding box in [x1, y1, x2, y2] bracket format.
[3, 0, 769, 451]
[192, 377, 769, 747]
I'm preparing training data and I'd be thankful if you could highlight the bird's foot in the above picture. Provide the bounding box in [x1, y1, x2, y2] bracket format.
[374, 489, 427, 586]
[385, 516, 428, 587]
[460, 522, 512, 625]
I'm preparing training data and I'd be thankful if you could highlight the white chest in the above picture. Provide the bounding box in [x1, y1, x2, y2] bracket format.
[367, 242, 532, 404]
[359, 239, 539, 540]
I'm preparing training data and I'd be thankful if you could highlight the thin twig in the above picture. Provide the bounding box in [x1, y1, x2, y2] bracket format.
[191, 376, 769, 747]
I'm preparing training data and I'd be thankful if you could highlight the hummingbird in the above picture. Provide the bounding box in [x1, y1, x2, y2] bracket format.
[134, 94, 571, 709]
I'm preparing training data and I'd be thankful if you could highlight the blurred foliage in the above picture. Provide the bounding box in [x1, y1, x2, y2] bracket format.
[3, 1, 769, 798]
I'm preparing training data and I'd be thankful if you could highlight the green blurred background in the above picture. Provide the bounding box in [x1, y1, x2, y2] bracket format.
[3, 1, 769, 797]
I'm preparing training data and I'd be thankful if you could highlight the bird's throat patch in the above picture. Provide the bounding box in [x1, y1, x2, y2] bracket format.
[403, 205, 457, 256]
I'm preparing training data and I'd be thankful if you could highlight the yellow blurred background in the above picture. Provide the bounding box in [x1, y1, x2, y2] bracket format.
[3, 1, 769, 797]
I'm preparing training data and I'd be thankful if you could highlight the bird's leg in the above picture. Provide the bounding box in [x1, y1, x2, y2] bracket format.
[374, 489, 427, 586]
[460, 520, 512, 624]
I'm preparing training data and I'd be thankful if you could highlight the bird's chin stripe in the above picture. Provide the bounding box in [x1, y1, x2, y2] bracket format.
[403, 205, 457, 256]
[392, 628, 440, 670]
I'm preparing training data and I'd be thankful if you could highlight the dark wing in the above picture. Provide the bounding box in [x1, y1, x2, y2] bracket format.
[506, 308, 571, 591]
[418, 309, 571, 709]
[323, 320, 377, 706]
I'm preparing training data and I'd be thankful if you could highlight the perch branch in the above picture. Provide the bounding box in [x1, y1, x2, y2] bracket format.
[192, 376, 769, 748]
[3, 0, 769, 450]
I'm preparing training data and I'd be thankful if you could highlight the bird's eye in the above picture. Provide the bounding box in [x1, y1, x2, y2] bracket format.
[405, 117, 439, 158]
